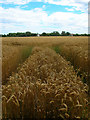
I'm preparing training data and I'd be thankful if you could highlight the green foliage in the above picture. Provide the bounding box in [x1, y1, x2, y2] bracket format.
[40, 32, 47, 36]
[21, 47, 33, 62]
[52, 46, 61, 54]
[61, 31, 66, 36]
[1, 31, 89, 37]
[16, 47, 33, 72]
[50, 31, 60, 36]
[4, 32, 38, 37]
[61, 31, 71, 36]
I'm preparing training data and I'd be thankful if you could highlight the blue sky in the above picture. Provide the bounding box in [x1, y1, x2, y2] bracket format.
[1, 2, 83, 14]
[0, 0, 89, 34]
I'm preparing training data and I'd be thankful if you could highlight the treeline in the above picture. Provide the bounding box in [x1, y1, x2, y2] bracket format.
[1, 32, 37, 37]
[1, 31, 90, 37]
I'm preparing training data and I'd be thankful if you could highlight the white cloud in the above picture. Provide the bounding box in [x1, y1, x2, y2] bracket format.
[0, 0, 89, 11]
[1, 0, 89, 4]
[0, 0, 89, 13]
[44, 0, 89, 12]
[0, 7, 88, 34]
[42, 5, 46, 9]
[0, 0, 42, 5]
[65, 8, 74, 11]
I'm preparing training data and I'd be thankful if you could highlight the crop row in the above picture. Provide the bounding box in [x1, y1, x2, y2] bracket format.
[2, 45, 32, 84]
[2, 47, 88, 119]
[52, 45, 88, 83]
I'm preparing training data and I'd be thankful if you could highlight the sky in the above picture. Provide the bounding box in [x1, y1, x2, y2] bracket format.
[0, 0, 89, 34]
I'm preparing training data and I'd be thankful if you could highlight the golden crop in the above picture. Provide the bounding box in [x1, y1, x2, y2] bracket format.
[2, 47, 89, 119]
[2, 45, 23, 84]
[2, 45, 32, 84]
[2, 36, 88, 78]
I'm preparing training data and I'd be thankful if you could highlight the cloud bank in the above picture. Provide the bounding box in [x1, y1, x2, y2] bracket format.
[0, 0, 89, 12]
[0, 6, 88, 34]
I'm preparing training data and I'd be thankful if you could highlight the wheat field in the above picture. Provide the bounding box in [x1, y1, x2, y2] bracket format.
[2, 36, 89, 119]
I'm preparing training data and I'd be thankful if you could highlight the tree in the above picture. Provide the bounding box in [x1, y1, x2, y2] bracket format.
[75, 33, 79, 36]
[66, 32, 70, 36]
[61, 31, 66, 36]
[26, 31, 31, 36]
[40, 32, 47, 36]
[1, 34, 7, 37]
[1, 31, 89, 37]
[50, 31, 60, 36]
[31, 33, 38, 36]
